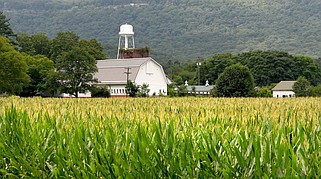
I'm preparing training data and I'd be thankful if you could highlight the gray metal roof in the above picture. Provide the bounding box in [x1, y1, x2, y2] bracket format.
[271, 81, 296, 91]
[186, 85, 214, 92]
[94, 57, 154, 84]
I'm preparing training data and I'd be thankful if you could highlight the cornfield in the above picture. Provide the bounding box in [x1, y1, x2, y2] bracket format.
[0, 97, 321, 178]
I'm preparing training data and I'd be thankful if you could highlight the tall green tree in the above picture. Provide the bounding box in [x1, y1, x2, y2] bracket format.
[215, 63, 255, 97]
[293, 76, 311, 97]
[0, 11, 15, 39]
[201, 53, 236, 85]
[17, 33, 51, 57]
[0, 36, 30, 95]
[47, 32, 106, 97]
[55, 46, 98, 98]
[50, 32, 106, 62]
[79, 38, 107, 60]
[49, 31, 80, 62]
[20, 55, 55, 97]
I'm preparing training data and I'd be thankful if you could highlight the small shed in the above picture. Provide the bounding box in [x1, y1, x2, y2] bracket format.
[271, 81, 296, 98]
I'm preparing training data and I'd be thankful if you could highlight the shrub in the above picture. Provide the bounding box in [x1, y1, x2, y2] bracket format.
[215, 63, 255, 97]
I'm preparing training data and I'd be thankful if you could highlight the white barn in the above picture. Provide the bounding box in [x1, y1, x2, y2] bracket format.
[94, 57, 168, 97]
[271, 81, 296, 98]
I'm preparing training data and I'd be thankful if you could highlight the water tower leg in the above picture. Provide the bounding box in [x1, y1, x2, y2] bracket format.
[125, 35, 129, 49]
[117, 36, 121, 59]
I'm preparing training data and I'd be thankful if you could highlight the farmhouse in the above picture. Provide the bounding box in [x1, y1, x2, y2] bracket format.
[94, 57, 168, 97]
[271, 81, 296, 98]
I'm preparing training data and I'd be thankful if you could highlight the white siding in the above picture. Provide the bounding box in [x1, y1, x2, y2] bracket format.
[273, 91, 295, 98]
[135, 60, 167, 96]
[109, 85, 127, 96]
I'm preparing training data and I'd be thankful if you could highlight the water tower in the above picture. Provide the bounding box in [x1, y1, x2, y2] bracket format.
[117, 24, 135, 59]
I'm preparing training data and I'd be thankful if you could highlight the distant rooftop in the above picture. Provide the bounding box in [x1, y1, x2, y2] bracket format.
[272, 81, 296, 91]
[186, 85, 214, 92]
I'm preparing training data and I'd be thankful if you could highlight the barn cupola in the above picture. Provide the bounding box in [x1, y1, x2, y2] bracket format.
[117, 24, 150, 59]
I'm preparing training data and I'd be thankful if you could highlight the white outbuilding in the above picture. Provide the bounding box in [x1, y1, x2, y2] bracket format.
[94, 57, 168, 97]
[271, 81, 296, 98]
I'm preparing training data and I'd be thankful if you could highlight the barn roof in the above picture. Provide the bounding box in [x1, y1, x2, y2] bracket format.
[271, 81, 296, 91]
[94, 57, 156, 84]
[186, 85, 214, 92]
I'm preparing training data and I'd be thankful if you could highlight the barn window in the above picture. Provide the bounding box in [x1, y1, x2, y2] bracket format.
[146, 61, 154, 74]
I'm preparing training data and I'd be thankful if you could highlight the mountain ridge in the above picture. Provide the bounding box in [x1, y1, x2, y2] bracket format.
[2, 0, 321, 61]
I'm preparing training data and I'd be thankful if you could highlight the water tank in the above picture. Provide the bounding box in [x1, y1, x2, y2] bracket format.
[119, 24, 134, 35]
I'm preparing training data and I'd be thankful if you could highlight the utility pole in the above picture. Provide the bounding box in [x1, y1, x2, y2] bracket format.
[196, 58, 201, 86]
[124, 67, 132, 97]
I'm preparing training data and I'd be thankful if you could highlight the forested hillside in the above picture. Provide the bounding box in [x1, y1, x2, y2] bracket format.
[2, 0, 321, 61]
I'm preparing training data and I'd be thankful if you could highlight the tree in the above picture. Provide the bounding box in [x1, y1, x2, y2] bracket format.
[215, 63, 255, 97]
[167, 83, 177, 97]
[49, 32, 106, 62]
[17, 33, 51, 57]
[126, 80, 139, 97]
[47, 32, 106, 97]
[293, 76, 311, 97]
[138, 83, 150, 97]
[79, 38, 107, 60]
[293, 56, 321, 86]
[0, 36, 30, 95]
[0, 11, 16, 39]
[201, 53, 236, 85]
[256, 87, 272, 97]
[20, 55, 55, 97]
[55, 46, 98, 98]
[43, 71, 61, 97]
[177, 84, 188, 97]
[90, 85, 111, 98]
[49, 31, 80, 62]
[310, 85, 321, 97]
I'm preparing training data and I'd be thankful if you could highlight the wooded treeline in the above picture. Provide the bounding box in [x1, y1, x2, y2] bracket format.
[166, 50, 321, 87]
[2, 0, 321, 61]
